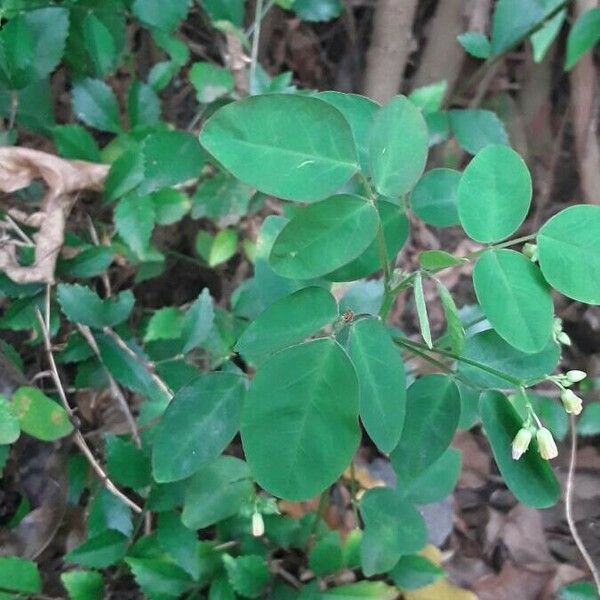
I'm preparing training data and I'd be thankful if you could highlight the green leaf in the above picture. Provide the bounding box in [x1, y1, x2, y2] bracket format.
[222, 554, 269, 599]
[209, 228, 238, 267]
[346, 317, 406, 453]
[457, 32, 491, 58]
[88, 487, 132, 538]
[0, 396, 20, 444]
[359, 487, 427, 576]
[293, 0, 343, 22]
[66, 531, 129, 568]
[565, 7, 600, 70]
[481, 390, 561, 507]
[396, 447, 461, 505]
[410, 168, 461, 228]
[125, 557, 194, 599]
[132, 0, 192, 32]
[419, 250, 466, 271]
[458, 329, 560, 389]
[317, 91, 379, 173]
[269, 194, 379, 279]
[151, 189, 190, 225]
[83, 12, 116, 76]
[437, 281, 465, 355]
[157, 512, 199, 579]
[138, 131, 205, 195]
[59, 246, 113, 279]
[105, 149, 144, 200]
[181, 289, 215, 353]
[200, 95, 358, 202]
[127, 81, 160, 128]
[11, 386, 73, 441]
[449, 109, 509, 155]
[201, 0, 245, 26]
[144, 308, 184, 343]
[391, 375, 460, 483]
[414, 273, 432, 349]
[152, 373, 245, 482]
[559, 581, 600, 600]
[390, 554, 445, 590]
[324, 199, 409, 282]
[0, 15, 36, 89]
[52, 124, 101, 162]
[189, 62, 234, 104]
[57, 284, 134, 328]
[369, 95, 428, 197]
[538, 205, 600, 304]
[61, 570, 104, 600]
[106, 435, 151, 489]
[192, 172, 253, 224]
[474, 249, 553, 353]
[235, 286, 337, 362]
[408, 81, 447, 113]
[241, 338, 360, 500]
[115, 194, 155, 260]
[491, 0, 545, 54]
[209, 575, 237, 600]
[458, 145, 532, 243]
[577, 402, 600, 436]
[309, 532, 344, 576]
[182, 455, 253, 529]
[95, 333, 169, 407]
[322, 581, 398, 599]
[72, 78, 121, 133]
[0, 556, 41, 594]
[531, 9, 566, 63]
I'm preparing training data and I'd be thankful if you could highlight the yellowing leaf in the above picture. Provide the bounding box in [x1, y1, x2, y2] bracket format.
[404, 546, 477, 600]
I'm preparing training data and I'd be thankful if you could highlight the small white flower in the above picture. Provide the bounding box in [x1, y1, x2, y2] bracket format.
[536, 427, 558, 460]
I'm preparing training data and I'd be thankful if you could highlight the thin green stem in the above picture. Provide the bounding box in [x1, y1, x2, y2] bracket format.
[396, 336, 523, 387]
[306, 492, 329, 551]
[348, 461, 359, 527]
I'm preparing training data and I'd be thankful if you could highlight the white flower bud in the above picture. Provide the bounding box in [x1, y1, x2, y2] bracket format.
[561, 389, 583, 415]
[557, 331, 572, 346]
[536, 427, 558, 460]
[252, 511, 264, 537]
[512, 428, 533, 460]
[522, 243, 539, 262]
[565, 370, 587, 384]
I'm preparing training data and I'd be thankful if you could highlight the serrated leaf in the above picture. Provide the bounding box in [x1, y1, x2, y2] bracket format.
[125, 557, 194, 599]
[127, 80, 160, 127]
[157, 512, 199, 579]
[115, 194, 155, 260]
[132, 0, 192, 32]
[83, 12, 116, 76]
[144, 308, 184, 343]
[222, 554, 269, 599]
[72, 78, 121, 133]
[61, 570, 104, 600]
[52, 124, 101, 162]
[0, 556, 41, 594]
[57, 284, 134, 328]
[66, 531, 128, 568]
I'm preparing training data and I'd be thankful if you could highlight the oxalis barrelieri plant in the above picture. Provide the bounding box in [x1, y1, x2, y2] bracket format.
[0, 1, 599, 598]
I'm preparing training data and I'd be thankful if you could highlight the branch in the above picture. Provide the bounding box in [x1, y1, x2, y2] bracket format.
[34, 307, 142, 514]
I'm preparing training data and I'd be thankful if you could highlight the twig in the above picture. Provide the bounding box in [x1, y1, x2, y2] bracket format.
[249, 0, 265, 92]
[86, 215, 112, 297]
[102, 326, 174, 399]
[76, 323, 141, 447]
[34, 307, 142, 514]
[565, 414, 600, 593]
[271, 561, 302, 589]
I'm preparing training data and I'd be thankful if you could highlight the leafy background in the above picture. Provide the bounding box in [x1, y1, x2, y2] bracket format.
[0, 0, 599, 599]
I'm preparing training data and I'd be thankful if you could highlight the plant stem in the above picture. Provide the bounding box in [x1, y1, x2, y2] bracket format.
[566, 414, 600, 593]
[249, 0, 265, 92]
[395, 336, 523, 387]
